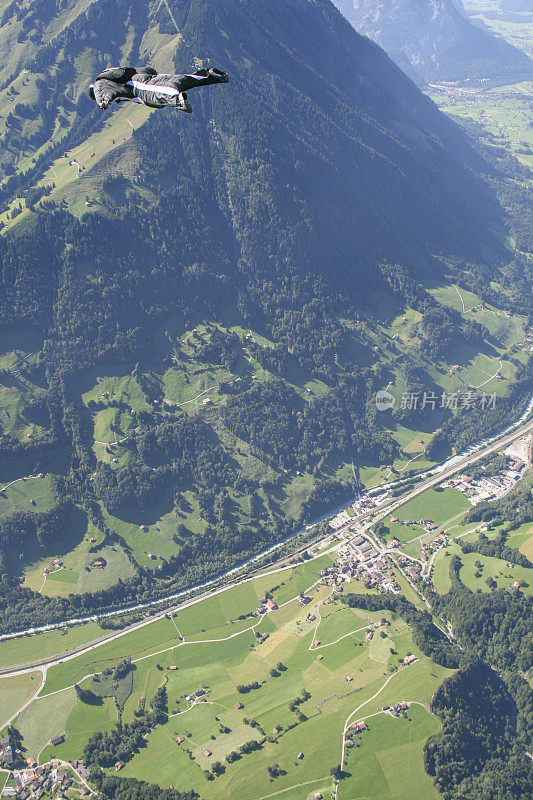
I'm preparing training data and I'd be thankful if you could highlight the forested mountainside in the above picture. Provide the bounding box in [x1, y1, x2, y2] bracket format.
[334, 0, 533, 85]
[0, 0, 530, 633]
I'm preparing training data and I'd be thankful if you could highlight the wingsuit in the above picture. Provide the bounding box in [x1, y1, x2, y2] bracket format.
[89, 66, 229, 112]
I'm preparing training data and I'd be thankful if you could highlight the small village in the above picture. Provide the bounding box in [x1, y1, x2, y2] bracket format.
[334, 535, 400, 594]
[0, 755, 91, 799]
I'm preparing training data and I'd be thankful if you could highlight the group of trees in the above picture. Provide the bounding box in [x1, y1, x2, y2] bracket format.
[90, 774, 199, 800]
[84, 687, 168, 768]
[460, 531, 531, 569]
[0, 502, 78, 575]
[434, 556, 532, 675]
[424, 661, 532, 800]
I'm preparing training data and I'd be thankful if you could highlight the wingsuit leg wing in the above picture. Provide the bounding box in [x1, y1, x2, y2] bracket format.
[175, 67, 229, 93]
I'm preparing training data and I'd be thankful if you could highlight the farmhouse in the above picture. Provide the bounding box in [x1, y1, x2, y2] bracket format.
[203, 750, 212, 758]
[265, 599, 278, 611]
[49, 735, 64, 746]
[403, 654, 418, 665]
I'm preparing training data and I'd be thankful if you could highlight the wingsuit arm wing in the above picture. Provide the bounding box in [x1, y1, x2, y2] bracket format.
[93, 79, 130, 109]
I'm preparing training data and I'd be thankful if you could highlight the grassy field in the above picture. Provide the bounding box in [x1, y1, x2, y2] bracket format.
[381, 488, 471, 543]
[431, 541, 532, 596]
[463, 0, 533, 58]
[14, 686, 77, 758]
[512, 524, 533, 560]
[340, 704, 441, 800]
[0, 622, 102, 669]
[39, 695, 118, 765]
[431, 85, 533, 171]
[0, 474, 55, 517]
[0, 342, 50, 450]
[7, 556, 452, 800]
[0, 671, 41, 731]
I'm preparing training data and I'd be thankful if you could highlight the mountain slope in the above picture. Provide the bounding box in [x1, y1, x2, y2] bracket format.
[333, 0, 533, 86]
[0, 0, 529, 633]
[0, 0, 507, 266]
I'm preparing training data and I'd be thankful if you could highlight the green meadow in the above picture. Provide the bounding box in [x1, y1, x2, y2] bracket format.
[0, 622, 102, 670]
[0, 671, 41, 731]
[5, 557, 452, 800]
[381, 487, 470, 543]
[340, 704, 441, 800]
[432, 543, 532, 596]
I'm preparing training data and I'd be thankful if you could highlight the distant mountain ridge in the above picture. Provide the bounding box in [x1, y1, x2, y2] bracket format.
[333, 0, 533, 85]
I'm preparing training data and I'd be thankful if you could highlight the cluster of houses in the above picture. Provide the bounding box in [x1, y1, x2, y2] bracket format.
[256, 597, 278, 615]
[344, 719, 368, 747]
[444, 459, 527, 505]
[382, 699, 410, 716]
[2, 759, 90, 799]
[184, 687, 208, 705]
[389, 516, 441, 534]
[329, 490, 394, 531]
[331, 535, 400, 593]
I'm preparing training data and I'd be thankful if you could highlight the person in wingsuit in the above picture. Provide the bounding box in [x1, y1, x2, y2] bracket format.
[89, 65, 229, 113]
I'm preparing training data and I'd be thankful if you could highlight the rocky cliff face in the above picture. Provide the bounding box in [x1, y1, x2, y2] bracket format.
[333, 0, 533, 85]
